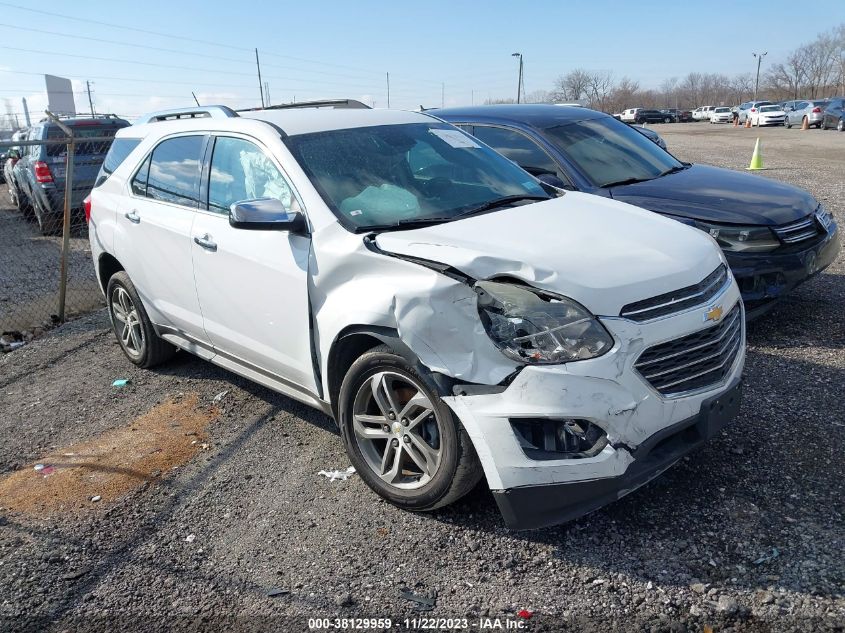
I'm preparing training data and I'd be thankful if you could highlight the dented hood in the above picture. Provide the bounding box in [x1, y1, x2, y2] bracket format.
[375, 192, 724, 317]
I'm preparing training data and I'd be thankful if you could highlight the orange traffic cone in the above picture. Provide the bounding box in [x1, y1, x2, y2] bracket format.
[801, 117, 809, 130]
[745, 118, 752, 128]
[746, 138, 764, 170]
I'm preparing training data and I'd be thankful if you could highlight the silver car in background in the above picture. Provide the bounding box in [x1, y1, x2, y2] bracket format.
[785, 100, 830, 129]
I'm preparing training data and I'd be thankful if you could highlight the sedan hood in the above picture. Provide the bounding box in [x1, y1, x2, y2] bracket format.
[609, 164, 817, 225]
[374, 192, 724, 317]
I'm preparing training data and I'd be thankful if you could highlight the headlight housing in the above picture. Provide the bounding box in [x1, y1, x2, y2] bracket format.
[692, 220, 780, 252]
[475, 281, 613, 364]
[815, 204, 833, 231]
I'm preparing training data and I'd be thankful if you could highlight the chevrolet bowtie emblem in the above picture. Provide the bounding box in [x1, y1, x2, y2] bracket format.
[704, 305, 724, 323]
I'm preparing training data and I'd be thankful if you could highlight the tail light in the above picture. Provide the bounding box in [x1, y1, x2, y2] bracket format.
[34, 161, 53, 183]
[83, 195, 92, 223]
[750, 108, 757, 113]
[812, 107, 821, 113]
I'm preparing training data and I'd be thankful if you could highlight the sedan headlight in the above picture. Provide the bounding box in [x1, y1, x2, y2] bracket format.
[692, 220, 780, 252]
[475, 281, 613, 364]
[816, 204, 833, 231]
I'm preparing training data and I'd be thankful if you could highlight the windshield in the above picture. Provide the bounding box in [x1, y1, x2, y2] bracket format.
[760, 105, 780, 112]
[714, 108, 730, 113]
[541, 117, 683, 188]
[284, 123, 550, 230]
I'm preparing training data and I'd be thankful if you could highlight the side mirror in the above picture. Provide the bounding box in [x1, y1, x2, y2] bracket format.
[229, 198, 306, 232]
[536, 173, 568, 189]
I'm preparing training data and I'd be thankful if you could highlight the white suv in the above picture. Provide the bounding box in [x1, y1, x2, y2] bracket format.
[87, 104, 745, 529]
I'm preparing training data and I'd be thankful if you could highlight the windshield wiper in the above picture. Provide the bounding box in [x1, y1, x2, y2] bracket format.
[356, 216, 455, 233]
[452, 195, 550, 219]
[600, 176, 655, 188]
[658, 164, 689, 177]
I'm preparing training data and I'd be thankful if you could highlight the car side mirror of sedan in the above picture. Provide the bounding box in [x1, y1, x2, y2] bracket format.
[229, 198, 306, 233]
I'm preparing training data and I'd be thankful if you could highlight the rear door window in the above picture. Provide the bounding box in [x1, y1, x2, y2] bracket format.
[145, 135, 205, 208]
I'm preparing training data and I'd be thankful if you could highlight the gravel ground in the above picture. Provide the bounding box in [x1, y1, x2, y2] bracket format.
[0, 125, 843, 632]
[0, 185, 102, 335]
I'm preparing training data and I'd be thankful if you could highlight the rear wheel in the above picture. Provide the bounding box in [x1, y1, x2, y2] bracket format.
[338, 345, 483, 512]
[821, 118, 828, 130]
[106, 271, 176, 368]
[34, 202, 62, 236]
[838, 118, 844, 132]
[664, 117, 671, 123]
[785, 117, 792, 129]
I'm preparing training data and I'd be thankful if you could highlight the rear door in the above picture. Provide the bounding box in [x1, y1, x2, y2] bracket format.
[113, 134, 210, 342]
[190, 134, 316, 390]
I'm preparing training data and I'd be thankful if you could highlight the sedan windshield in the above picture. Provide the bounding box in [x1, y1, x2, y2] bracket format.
[284, 123, 550, 231]
[542, 117, 683, 188]
[760, 105, 780, 112]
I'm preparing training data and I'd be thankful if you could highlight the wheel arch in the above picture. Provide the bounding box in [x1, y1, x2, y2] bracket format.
[97, 252, 124, 294]
[326, 325, 454, 422]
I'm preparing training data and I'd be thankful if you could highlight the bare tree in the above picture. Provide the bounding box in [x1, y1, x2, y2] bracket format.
[552, 69, 592, 103]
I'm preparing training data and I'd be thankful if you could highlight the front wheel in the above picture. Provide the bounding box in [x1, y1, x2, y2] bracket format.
[838, 118, 844, 132]
[338, 345, 482, 512]
[785, 118, 792, 129]
[106, 271, 176, 368]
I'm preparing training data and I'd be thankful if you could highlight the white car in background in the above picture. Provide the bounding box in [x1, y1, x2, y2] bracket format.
[710, 107, 733, 123]
[85, 104, 744, 530]
[750, 104, 786, 127]
[620, 108, 640, 122]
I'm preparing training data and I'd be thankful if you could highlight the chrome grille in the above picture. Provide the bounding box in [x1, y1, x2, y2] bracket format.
[772, 215, 820, 245]
[620, 265, 729, 322]
[634, 303, 743, 397]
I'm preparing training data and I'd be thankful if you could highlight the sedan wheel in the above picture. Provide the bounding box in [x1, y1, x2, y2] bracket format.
[838, 119, 844, 132]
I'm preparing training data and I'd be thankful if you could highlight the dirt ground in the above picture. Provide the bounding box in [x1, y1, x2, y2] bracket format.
[0, 124, 843, 632]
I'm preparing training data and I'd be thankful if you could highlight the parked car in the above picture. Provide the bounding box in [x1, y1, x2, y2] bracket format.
[632, 124, 668, 150]
[737, 100, 771, 124]
[664, 108, 693, 122]
[634, 109, 674, 124]
[691, 107, 705, 121]
[433, 104, 840, 319]
[14, 115, 129, 234]
[820, 98, 845, 131]
[89, 104, 745, 530]
[620, 108, 640, 122]
[710, 107, 733, 123]
[784, 100, 829, 129]
[749, 104, 786, 127]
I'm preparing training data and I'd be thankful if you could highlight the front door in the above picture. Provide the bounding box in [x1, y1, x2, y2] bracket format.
[190, 135, 316, 391]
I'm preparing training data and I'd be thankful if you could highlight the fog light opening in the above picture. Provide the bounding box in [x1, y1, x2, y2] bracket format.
[510, 418, 608, 461]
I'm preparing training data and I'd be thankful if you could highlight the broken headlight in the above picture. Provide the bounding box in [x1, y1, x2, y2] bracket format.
[692, 220, 780, 252]
[475, 281, 613, 364]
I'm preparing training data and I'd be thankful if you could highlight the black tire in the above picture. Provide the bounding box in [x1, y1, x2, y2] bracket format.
[821, 118, 828, 130]
[664, 117, 671, 123]
[338, 344, 483, 512]
[838, 118, 844, 132]
[785, 118, 792, 129]
[36, 210, 62, 236]
[106, 271, 177, 368]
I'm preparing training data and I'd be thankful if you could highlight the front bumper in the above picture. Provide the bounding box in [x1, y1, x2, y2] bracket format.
[443, 282, 745, 529]
[493, 377, 742, 530]
[728, 221, 840, 319]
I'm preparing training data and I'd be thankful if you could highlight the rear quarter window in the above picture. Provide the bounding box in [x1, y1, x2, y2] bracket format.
[95, 138, 142, 187]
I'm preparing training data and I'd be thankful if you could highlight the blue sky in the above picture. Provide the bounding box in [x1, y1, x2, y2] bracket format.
[0, 0, 841, 122]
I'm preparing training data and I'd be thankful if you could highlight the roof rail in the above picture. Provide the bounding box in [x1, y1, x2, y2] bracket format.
[38, 112, 124, 123]
[134, 105, 239, 125]
[238, 99, 371, 112]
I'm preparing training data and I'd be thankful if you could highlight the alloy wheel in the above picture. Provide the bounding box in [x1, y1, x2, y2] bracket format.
[110, 286, 145, 359]
[351, 371, 443, 490]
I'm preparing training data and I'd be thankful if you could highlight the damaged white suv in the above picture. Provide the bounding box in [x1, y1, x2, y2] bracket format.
[88, 104, 745, 529]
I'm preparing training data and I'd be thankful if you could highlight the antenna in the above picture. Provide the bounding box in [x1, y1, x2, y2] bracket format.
[192, 92, 201, 107]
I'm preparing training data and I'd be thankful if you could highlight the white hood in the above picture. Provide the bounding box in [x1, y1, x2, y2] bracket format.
[375, 192, 724, 317]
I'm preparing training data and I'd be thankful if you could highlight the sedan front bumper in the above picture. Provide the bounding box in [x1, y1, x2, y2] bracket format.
[729, 221, 840, 319]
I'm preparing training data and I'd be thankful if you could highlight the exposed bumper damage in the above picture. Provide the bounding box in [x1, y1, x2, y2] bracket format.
[309, 211, 744, 529]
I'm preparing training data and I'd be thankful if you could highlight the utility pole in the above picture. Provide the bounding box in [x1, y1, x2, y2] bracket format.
[386, 72, 390, 108]
[255, 48, 265, 108]
[511, 53, 523, 103]
[86, 81, 95, 116]
[752, 51, 767, 101]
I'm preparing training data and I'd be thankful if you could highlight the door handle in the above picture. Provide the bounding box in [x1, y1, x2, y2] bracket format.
[193, 234, 217, 252]
[124, 210, 140, 224]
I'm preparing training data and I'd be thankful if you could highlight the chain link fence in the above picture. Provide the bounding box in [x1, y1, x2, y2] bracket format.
[1, 112, 121, 351]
